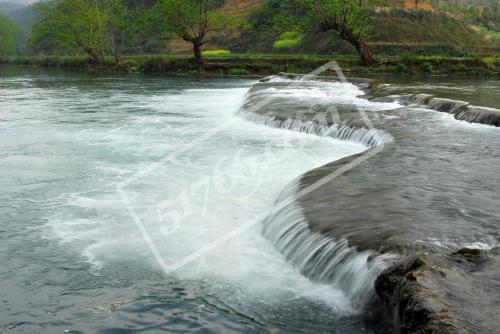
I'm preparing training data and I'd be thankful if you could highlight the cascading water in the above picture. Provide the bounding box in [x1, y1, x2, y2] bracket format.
[406, 94, 500, 127]
[427, 97, 469, 114]
[236, 76, 401, 310]
[4, 67, 499, 333]
[261, 180, 397, 310]
[236, 77, 397, 148]
[0, 68, 424, 333]
[237, 110, 394, 148]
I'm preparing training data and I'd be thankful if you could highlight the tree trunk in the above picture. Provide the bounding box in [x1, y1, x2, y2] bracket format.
[352, 38, 375, 67]
[85, 48, 101, 64]
[319, 21, 376, 67]
[111, 44, 121, 67]
[193, 42, 203, 71]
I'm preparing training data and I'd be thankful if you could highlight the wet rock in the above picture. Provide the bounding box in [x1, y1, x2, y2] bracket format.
[454, 106, 500, 127]
[375, 249, 500, 334]
[375, 256, 456, 334]
[249, 75, 500, 333]
[450, 248, 487, 261]
[421, 97, 500, 127]
[408, 94, 434, 105]
[427, 97, 469, 114]
[258, 75, 273, 82]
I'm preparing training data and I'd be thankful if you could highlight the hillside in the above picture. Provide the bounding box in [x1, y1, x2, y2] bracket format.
[219, 0, 263, 19]
[228, 12, 490, 56]
[0, 1, 35, 33]
[167, 0, 498, 56]
[168, 0, 263, 52]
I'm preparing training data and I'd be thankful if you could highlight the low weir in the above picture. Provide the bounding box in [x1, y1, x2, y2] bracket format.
[239, 74, 500, 333]
[397, 93, 500, 127]
[262, 180, 396, 310]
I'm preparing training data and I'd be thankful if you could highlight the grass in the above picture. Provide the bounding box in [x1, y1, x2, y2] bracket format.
[228, 68, 250, 75]
[202, 50, 232, 57]
[274, 39, 302, 49]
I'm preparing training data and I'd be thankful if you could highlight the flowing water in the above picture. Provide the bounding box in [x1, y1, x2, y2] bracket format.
[0, 66, 393, 333]
[0, 66, 498, 333]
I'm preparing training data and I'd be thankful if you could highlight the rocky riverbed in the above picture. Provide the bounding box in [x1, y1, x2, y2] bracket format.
[243, 73, 500, 333]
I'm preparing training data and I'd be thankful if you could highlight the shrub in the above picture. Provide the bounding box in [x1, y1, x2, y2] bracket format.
[274, 39, 301, 49]
[228, 68, 249, 75]
[354, 66, 369, 74]
[421, 62, 433, 73]
[395, 63, 408, 73]
[273, 31, 304, 50]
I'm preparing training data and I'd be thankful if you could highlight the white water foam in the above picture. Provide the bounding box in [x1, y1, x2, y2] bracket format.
[262, 181, 397, 309]
[42, 79, 399, 312]
[248, 80, 401, 111]
[237, 110, 394, 147]
[40, 82, 370, 311]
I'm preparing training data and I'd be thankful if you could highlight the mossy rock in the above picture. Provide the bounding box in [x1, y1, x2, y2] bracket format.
[450, 248, 488, 262]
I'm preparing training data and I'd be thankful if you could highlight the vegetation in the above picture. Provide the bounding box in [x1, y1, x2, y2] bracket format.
[202, 49, 232, 56]
[232, 4, 498, 56]
[30, 0, 149, 66]
[154, 0, 241, 69]
[300, 0, 377, 66]
[274, 32, 304, 49]
[0, 14, 21, 59]
[227, 0, 377, 65]
[8, 53, 499, 77]
[442, 0, 500, 32]
[0, 0, 498, 75]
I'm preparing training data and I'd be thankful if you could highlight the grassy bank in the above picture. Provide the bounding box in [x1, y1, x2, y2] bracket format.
[6, 54, 500, 77]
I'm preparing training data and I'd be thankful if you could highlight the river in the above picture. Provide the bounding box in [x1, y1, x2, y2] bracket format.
[0, 66, 498, 333]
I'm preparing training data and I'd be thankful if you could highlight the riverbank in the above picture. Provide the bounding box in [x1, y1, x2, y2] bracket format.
[5, 54, 500, 77]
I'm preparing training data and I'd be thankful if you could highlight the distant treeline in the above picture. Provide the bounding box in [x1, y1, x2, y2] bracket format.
[0, 14, 21, 58]
[1, 0, 499, 67]
[23, 0, 384, 66]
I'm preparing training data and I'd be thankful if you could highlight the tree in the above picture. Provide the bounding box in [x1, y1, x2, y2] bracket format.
[300, 0, 376, 66]
[484, 0, 500, 31]
[102, 0, 133, 66]
[101, 0, 155, 66]
[31, 0, 107, 62]
[0, 14, 21, 59]
[31, 0, 149, 65]
[442, 0, 500, 32]
[156, 0, 240, 69]
[247, 0, 376, 66]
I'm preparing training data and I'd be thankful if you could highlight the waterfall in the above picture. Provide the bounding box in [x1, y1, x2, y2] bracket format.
[427, 97, 469, 114]
[408, 93, 433, 105]
[262, 181, 397, 310]
[454, 105, 500, 127]
[405, 94, 500, 127]
[236, 78, 398, 310]
[237, 110, 394, 148]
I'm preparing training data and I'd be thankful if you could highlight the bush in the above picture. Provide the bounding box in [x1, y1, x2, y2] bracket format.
[395, 63, 408, 73]
[274, 39, 302, 49]
[202, 50, 232, 57]
[273, 31, 304, 50]
[421, 61, 433, 73]
[228, 68, 249, 75]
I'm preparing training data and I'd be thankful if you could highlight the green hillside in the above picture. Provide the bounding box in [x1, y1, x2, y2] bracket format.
[214, 5, 499, 56]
